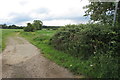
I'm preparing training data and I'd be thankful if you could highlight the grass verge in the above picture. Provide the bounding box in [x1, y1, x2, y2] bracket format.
[20, 29, 87, 78]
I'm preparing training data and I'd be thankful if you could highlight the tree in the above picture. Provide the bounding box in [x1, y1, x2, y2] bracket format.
[24, 20, 43, 32]
[33, 20, 43, 30]
[27, 23, 32, 27]
[24, 23, 35, 32]
[83, 1, 120, 25]
[8, 25, 17, 29]
[2, 24, 8, 29]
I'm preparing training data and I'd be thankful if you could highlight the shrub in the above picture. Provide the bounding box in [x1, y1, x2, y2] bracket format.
[24, 23, 35, 32]
[24, 26, 35, 32]
[50, 24, 119, 58]
[49, 24, 119, 78]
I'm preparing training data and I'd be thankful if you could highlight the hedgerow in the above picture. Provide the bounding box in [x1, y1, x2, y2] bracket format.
[50, 24, 119, 78]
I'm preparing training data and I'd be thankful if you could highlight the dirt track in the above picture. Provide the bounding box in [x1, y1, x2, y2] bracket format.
[1, 34, 76, 78]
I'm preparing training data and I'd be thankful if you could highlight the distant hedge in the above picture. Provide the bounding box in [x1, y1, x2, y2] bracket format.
[42, 26, 61, 30]
[50, 24, 119, 78]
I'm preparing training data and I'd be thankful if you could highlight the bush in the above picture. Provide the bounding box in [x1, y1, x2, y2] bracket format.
[24, 27, 35, 32]
[50, 24, 119, 58]
[49, 24, 119, 78]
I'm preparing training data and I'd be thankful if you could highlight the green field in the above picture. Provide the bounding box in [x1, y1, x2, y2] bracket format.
[0, 29, 22, 52]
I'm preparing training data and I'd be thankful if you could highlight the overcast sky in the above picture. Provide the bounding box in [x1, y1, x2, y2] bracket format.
[0, 0, 90, 26]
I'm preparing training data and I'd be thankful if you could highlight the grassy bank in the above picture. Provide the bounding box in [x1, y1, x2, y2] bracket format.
[0, 29, 22, 52]
[20, 29, 86, 78]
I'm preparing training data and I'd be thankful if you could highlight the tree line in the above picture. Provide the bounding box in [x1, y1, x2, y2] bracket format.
[0, 24, 24, 29]
[0, 20, 61, 31]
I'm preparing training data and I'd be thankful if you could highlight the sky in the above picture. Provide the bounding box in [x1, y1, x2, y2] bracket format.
[0, 0, 90, 26]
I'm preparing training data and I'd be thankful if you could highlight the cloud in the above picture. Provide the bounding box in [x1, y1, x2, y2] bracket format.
[0, 0, 90, 26]
[11, 15, 32, 24]
[19, 0, 29, 6]
[33, 8, 49, 14]
[7, 13, 33, 25]
[43, 17, 89, 26]
[42, 15, 89, 21]
[43, 19, 74, 26]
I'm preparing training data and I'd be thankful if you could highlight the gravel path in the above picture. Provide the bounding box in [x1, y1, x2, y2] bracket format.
[1, 35, 75, 78]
